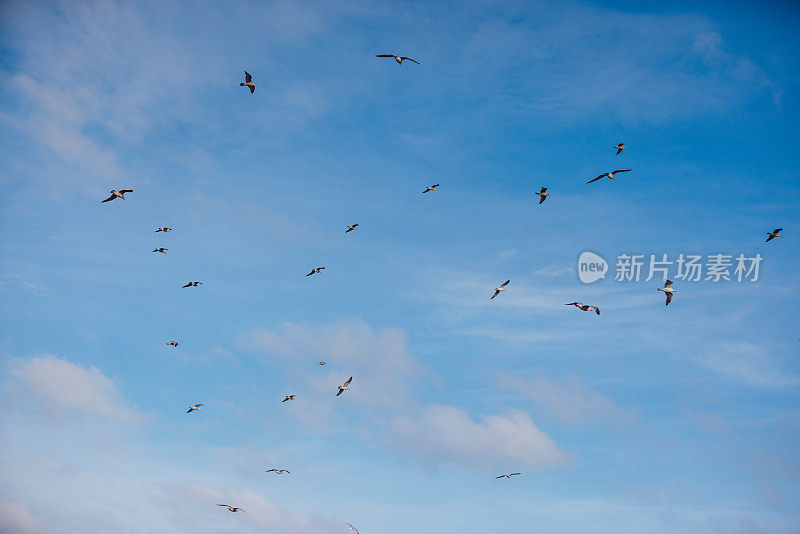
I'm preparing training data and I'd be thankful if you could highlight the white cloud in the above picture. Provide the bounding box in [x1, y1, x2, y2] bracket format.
[500, 374, 627, 424]
[390, 405, 568, 470]
[12, 357, 142, 422]
[0, 501, 47, 534]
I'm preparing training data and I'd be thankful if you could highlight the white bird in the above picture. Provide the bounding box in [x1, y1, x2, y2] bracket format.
[535, 187, 550, 204]
[657, 279, 677, 306]
[613, 143, 626, 155]
[217, 504, 244, 513]
[375, 54, 419, 65]
[186, 403, 203, 413]
[282, 395, 296, 403]
[765, 228, 783, 242]
[337, 376, 353, 396]
[490, 280, 510, 300]
[100, 189, 133, 202]
[265, 468, 290, 474]
[565, 302, 600, 315]
[182, 281, 202, 287]
[422, 184, 439, 194]
[346, 224, 359, 233]
[166, 341, 179, 347]
[153, 248, 168, 254]
[306, 267, 325, 276]
[240, 71, 256, 93]
[587, 169, 631, 184]
[346, 523, 360, 534]
[496, 472, 522, 479]
[155, 227, 172, 232]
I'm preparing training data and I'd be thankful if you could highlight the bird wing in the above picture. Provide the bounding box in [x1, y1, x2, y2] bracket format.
[319, 267, 325, 270]
[344, 376, 353, 387]
[501, 280, 510, 287]
[665, 292, 673, 305]
[119, 189, 133, 193]
[616, 148, 623, 154]
[345, 227, 352, 232]
[249, 85, 255, 93]
[336, 388, 343, 396]
[347, 524, 359, 534]
[510, 472, 521, 476]
[245, 71, 252, 83]
[182, 283, 191, 287]
[266, 469, 276, 472]
[101, 194, 116, 202]
[306, 271, 314, 276]
[592, 306, 600, 315]
[433, 184, 439, 188]
[540, 187, 547, 193]
[539, 195, 546, 204]
[587, 175, 604, 184]
[400, 57, 419, 64]
[217, 504, 229, 507]
[490, 289, 500, 300]
[186, 408, 193, 413]
[612, 169, 631, 174]
[375, 54, 394, 58]
[664, 279, 673, 288]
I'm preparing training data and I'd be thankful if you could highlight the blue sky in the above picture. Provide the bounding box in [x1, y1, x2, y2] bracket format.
[1, 0, 799, 532]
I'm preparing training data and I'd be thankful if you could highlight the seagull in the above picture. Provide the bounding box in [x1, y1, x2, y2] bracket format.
[282, 395, 296, 403]
[306, 267, 325, 276]
[613, 143, 626, 155]
[535, 187, 550, 204]
[155, 227, 172, 232]
[345, 224, 359, 233]
[316, 361, 327, 365]
[765, 228, 783, 242]
[100, 189, 133, 202]
[240, 71, 256, 93]
[422, 184, 439, 194]
[375, 54, 419, 65]
[490, 280, 510, 300]
[346, 523, 360, 534]
[496, 473, 522, 479]
[587, 169, 631, 184]
[186, 403, 203, 413]
[565, 302, 600, 315]
[166, 341, 179, 347]
[265, 468, 291, 474]
[657, 279, 677, 306]
[153, 248, 168, 254]
[336, 376, 353, 396]
[182, 281, 202, 287]
[217, 504, 244, 513]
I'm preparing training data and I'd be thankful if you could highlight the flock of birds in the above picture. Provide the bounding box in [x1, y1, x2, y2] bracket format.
[95, 54, 786, 530]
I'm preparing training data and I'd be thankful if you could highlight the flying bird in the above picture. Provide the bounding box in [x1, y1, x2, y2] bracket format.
[587, 169, 631, 184]
[306, 267, 325, 276]
[490, 280, 510, 300]
[496, 473, 522, 479]
[217, 504, 244, 513]
[240, 71, 256, 93]
[657, 280, 677, 306]
[535, 187, 550, 204]
[336, 376, 353, 396]
[375, 54, 419, 65]
[155, 227, 172, 232]
[316, 361, 327, 365]
[282, 395, 296, 403]
[565, 302, 600, 315]
[153, 248, 168, 254]
[182, 281, 202, 287]
[166, 341, 179, 347]
[186, 403, 203, 413]
[100, 189, 133, 202]
[765, 228, 783, 242]
[345, 224, 359, 233]
[422, 184, 439, 194]
[613, 143, 626, 155]
[265, 468, 290, 474]
[346, 523, 360, 534]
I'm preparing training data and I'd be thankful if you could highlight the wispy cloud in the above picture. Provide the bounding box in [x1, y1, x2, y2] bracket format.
[11, 356, 144, 422]
[0, 500, 47, 534]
